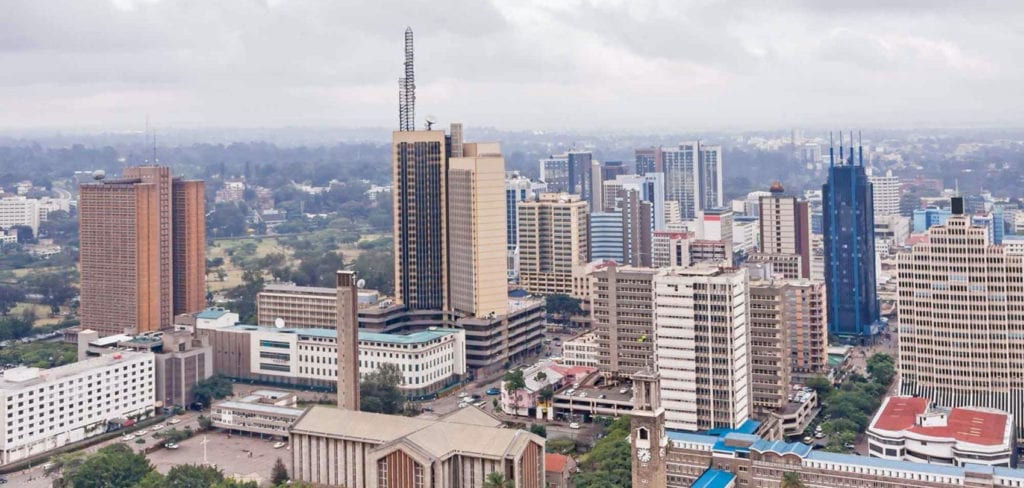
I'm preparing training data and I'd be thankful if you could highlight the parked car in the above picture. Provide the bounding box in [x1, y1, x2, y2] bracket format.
[169, 418, 181, 425]
[569, 422, 581, 429]
[486, 388, 501, 396]
[164, 442, 179, 449]
[273, 442, 287, 449]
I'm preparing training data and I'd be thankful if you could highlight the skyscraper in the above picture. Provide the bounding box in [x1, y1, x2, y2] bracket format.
[447, 143, 509, 317]
[590, 264, 659, 375]
[567, 150, 593, 202]
[755, 181, 811, 279]
[654, 263, 750, 432]
[590, 211, 624, 263]
[898, 198, 1024, 442]
[79, 166, 205, 336]
[634, 147, 662, 175]
[539, 155, 569, 193]
[867, 169, 901, 220]
[392, 129, 449, 311]
[822, 135, 880, 338]
[662, 142, 722, 221]
[517, 193, 589, 295]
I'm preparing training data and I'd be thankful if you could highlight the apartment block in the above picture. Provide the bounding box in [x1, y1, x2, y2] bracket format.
[517, 193, 590, 295]
[653, 263, 750, 432]
[0, 196, 40, 235]
[590, 264, 658, 376]
[758, 181, 811, 279]
[0, 351, 155, 465]
[257, 284, 338, 329]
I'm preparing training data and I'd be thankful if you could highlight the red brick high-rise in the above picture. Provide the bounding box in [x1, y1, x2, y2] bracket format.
[79, 166, 205, 336]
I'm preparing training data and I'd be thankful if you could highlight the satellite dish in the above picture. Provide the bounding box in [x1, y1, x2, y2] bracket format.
[356, 279, 366, 289]
[92, 170, 106, 181]
[274, 318, 285, 329]
[425, 115, 438, 130]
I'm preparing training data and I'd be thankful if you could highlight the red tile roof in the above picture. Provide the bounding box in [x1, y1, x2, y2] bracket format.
[546, 453, 570, 473]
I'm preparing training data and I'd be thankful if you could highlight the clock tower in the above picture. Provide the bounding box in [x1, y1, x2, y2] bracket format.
[631, 368, 668, 488]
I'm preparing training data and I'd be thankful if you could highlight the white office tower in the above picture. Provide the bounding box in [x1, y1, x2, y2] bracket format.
[868, 168, 901, 219]
[653, 263, 750, 432]
[0, 351, 155, 464]
[898, 199, 1024, 443]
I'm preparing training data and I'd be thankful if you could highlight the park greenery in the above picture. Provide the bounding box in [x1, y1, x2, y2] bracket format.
[0, 340, 76, 368]
[574, 416, 632, 487]
[192, 375, 234, 407]
[360, 363, 406, 414]
[813, 353, 896, 452]
[543, 294, 583, 321]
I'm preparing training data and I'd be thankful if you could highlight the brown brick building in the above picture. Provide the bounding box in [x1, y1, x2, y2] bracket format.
[79, 166, 205, 336]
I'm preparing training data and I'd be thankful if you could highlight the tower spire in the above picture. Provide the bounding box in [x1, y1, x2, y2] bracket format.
[398, 27, 416, 131]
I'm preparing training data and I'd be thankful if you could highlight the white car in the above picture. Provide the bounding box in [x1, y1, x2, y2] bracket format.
[169, 418, 181, 425]
[273, 442, 287, 449]
[136, 430, 148, 436]
[122, 434, 136, 441]
[457, 392, 469, 398]
[569, 422, 581, 429]
[153, 424, 165, 431]
[164, 442, 179, 449]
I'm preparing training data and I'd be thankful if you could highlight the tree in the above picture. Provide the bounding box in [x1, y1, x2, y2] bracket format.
[544, 294, 582, 320]
[781, 471, 805, 488]
[350, 249, 394, 295]
[198, 415, 214, 430]
[165, 464, 226, 487]
[360, 363, 405, 414]
[866, 353, 896, 386]
[192, 375, 234, 407]
[65, 444, 153, 488]
[134, 471, 166, 488]
[483, 472, 513, 488]
[529, 423, 547, 438]
[503, 369, 527, 415]
[804, 375, 833, 399]
[574, 416, 632, 487]
[271, 457, 290, 486]
[0, 285, 24, 316]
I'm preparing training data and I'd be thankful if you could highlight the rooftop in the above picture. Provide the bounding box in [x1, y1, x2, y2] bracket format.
[545, 453, 570, 473]
[196, 307, 232, 320]
[691, 468, 735, 488]
[806, 450, 965, 477]
[871, 396, 1010, 446]
[0, 351, 152, 389]
[225, 324, 459, 345]
[291, 405, 541, 460]
[261, 283, 337, 295]
[213, 400, 305, 417]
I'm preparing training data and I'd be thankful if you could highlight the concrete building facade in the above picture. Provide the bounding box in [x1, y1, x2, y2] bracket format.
[758, 182, 811, 279]
[517, 193, 590, 295]
[590, 264, 658, 376]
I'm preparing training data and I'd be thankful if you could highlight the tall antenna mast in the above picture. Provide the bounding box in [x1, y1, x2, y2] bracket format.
[398, 27, 416, 131]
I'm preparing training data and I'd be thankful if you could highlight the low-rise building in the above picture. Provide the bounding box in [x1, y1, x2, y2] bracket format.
[867, 396, 1014, 467]
[0, 351, 155, 465]
[501, 363, 596, 419]
[209, 323, 466, 397]
[211, 389, 306, 438]
[561, 332, 598, 368]
[290, 405, 545, 488]
[545, 453, 577, 488]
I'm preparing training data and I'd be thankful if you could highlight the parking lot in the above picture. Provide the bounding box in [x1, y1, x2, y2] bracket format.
[148, 430, 287, 484]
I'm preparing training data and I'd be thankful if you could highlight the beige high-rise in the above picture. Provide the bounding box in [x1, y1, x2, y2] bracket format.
[756, 182, 811, 279]
[448, 143, 508, 317]
[898, 209, 1024, 442]
[517, 193, 589, 295]
[590, 264, 658, 375]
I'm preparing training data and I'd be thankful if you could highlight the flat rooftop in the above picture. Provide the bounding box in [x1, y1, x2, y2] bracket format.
[196, 307, 233, 320]
[0, 351, 152, 389]
[692, 468, 735, 488]
[261, 283, 337, 295]
[227, 324, 459, 345]
[871, 396, 1010, 446]
[214, 400, 305, 417]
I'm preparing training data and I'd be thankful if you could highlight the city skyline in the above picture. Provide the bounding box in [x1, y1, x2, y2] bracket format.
[3, 1, 1024, 131]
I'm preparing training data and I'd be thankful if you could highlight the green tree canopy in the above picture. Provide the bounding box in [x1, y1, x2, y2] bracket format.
[165, 464, 225, 487]
[544, 294, 582, 319]
[65, 444, 153, 488]
[271, 457, 290, 486]
[574, 416, 632, 487]
[360, 363, 405, 414]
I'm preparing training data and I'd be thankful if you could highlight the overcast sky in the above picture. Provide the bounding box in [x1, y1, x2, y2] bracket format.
[2, 0, 1023, 132]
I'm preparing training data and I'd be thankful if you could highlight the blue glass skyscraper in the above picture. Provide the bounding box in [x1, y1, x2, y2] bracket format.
[822, 134, 880, 338]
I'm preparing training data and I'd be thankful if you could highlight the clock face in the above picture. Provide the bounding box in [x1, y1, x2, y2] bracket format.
[637, 447, 652, 463]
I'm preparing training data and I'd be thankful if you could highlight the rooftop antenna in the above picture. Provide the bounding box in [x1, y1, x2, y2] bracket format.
[848, 131, 855, 165]
[858, 131, 863, 166]
[839, 132, 844, 164]
[398, 27, 416, 131]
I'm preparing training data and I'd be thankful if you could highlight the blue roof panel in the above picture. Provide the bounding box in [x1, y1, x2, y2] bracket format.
[691, 468, 735, 488]
[806, 451, 963, 476]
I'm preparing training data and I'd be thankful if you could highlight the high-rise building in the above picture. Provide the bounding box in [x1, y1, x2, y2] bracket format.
[539, 155, 570, 193]
[590, 264, 658, 375]
[662, 142, 722, 221]
[0, 196, 41, 236]
[652, 231, 692, 268]
[868, 169, 901, 219]
[898, 198, 1024, 442]
[517, 193, 589, 295]
[634, 147, 662, 175]
[822, 138, 880, 338]
[600, 160, 629, 181]
[602, 173, 666, 230]
[392, 129, 449, 311]
[697, 144, 724, 211]
[79, 166, 205, 336]
[171, 179, 206, 315]
[448, 143, 508, 317]
[911, 206, 951, 233]
[653, 263, 750, 432]
[755, 181, 811, 279]
[590, 212, 624, 263]
[567, 150, 593, 201]
[505, 172, 547, 282]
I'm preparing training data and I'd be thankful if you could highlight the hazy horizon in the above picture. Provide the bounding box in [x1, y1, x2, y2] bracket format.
[3, 1, 1024, 131]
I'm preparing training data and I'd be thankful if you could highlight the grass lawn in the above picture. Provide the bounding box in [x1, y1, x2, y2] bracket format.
[206, 237, 296, 292]
[11, 303, 65, 327]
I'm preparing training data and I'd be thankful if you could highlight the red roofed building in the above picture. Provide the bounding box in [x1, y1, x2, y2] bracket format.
[544, 453, 577, 488]
[867, 396, 1014, 467]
